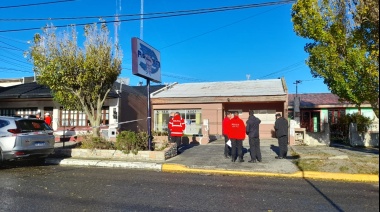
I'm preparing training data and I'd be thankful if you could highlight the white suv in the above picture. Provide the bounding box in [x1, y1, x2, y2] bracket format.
[0, 116, 55, 163]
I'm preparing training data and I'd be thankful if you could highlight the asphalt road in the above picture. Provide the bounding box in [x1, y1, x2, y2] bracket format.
[0, 163, 379, 212]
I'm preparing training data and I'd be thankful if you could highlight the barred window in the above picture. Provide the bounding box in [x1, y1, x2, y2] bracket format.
[0, 108, 38, 117]
[328, 109, 345, 124]
[59, 107, 109, 127]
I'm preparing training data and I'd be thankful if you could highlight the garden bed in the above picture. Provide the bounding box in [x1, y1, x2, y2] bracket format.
[53, 142, 177, 161]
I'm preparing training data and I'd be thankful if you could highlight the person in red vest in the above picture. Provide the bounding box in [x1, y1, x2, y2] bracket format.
[222, 111, 232, 158]
[168, 112, 186, 153]
[44, 112, 52, 127]
[228, 111, 246, 162]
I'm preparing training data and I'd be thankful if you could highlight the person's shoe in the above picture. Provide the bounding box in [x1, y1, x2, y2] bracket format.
[224, 154, 231, 159]
[231, 158, 236, 162]
[275, 156, 283, 159]
[239, 159, 244, 163]
[257, 159, 262, 162]
[248, 160, 256, 163]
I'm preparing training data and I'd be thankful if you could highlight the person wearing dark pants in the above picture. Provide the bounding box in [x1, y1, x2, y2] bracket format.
[222, 111, 232, 158]
[274, 113, 289, 159]
[171, 136, 182, 152]
[230, 139, 243, 162]
[228, 111, 246, 162]
[277, 135, 288, 158]
[246, 110, 262, 163]
[248, 137, 262, 162]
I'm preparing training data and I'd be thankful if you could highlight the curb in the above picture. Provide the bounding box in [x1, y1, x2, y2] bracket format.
[161, 164, 379, 183]
[45, 158, 162, 171]
[45, 158, 379, 183]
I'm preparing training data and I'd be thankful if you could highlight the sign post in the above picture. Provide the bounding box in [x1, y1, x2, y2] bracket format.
[131, 37, 161, 150]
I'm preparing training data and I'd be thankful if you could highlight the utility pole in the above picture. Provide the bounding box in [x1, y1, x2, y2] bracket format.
[140, 0, 144, 40]
[294, 80, 302, 96]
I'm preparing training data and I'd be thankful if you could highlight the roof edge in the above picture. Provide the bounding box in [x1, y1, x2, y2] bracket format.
[151, 82, 178, 97]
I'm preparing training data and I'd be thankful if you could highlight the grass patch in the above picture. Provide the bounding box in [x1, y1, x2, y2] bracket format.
[339, 166, 349, 172]
[295, 159, 325, 172]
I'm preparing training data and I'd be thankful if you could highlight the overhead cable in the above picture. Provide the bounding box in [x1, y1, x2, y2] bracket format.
[0, 0, 295, 33]
[0, 0, 76, 9]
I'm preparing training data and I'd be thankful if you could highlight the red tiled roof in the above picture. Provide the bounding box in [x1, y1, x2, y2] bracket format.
[288, 93, 350, 108]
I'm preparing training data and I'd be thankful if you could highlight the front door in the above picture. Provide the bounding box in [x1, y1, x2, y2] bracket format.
[301, 111, 313, 132]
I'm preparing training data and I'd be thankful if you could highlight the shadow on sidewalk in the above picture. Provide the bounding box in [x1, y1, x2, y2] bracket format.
[330, 143, 379, 155]
[270, 144, 280, 156]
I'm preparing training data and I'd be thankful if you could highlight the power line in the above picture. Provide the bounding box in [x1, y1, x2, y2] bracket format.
[0, 1, 294, 22]
[0, 46, 24, 51]
[0, 54, 32, 66]
[0, 0, 294, 33]
[258, 60, 305, 79]
[0, 40, 25, 51]
[0, 0, 77, 9]
[0, 58, 32, 69]
[0, 35, 29, 44]
[160, 5, 284, 50]
[0, 67, 33, 73]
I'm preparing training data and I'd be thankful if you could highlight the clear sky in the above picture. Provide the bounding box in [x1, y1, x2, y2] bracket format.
[0, 0, 331, 94]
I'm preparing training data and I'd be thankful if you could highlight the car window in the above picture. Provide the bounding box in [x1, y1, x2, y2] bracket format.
[16, 120, 52, 131]
[0, 119, 10, 129]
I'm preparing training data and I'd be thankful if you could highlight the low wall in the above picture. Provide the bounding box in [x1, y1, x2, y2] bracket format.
[53, 143, 177, 161]
[153, 135, 208, 145]
[305, 131, 330, 146]
[349, 123, 379, 147]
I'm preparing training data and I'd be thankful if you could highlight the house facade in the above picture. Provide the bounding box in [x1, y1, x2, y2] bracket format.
[150, 78, 289, 142]
[288, 93, 379, 146]
[0, 80, 164, 140]
[288, 93, 378, 133]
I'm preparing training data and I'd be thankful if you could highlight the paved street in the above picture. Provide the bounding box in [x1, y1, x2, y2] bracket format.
[0, 165, 378, 212]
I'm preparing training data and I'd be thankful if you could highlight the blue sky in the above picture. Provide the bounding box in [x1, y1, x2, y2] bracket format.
[0, 0, 330, 94]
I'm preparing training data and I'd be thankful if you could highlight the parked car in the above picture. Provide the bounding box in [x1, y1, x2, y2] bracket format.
[0, 116, 55, 164]
[24, 114, 37, 119]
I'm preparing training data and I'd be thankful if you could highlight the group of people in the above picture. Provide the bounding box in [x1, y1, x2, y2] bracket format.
[222, 110, 288, 163]
[166, 110, 289, 159]
[36, 112, 52, 127]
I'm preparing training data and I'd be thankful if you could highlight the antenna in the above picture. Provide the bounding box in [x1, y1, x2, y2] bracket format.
[246, 74, 250, 80]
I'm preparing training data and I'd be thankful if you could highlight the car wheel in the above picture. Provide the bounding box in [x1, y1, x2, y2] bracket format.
[34, 157, 47, 165]
[0, 148, 4, 167]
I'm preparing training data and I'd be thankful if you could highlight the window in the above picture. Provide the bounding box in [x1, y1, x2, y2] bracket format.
[154, 109, 202, 135]
[328, 109, 345, 124]
[0, 108, 38, 117]
[252, 109, 276, 124]
[59, 107, 109, 127]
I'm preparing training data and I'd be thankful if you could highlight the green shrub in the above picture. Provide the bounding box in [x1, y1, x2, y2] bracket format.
[78, 133, 115, 150]
[135, 131, 149, 152]
[332, 112, 373, 143]
[115, 130, 150, 154]
[152, 130, 168, 136]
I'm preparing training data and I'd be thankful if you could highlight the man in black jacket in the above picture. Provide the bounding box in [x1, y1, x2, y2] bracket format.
[246, 110, 262, 163]
[274, 113, 288, 159]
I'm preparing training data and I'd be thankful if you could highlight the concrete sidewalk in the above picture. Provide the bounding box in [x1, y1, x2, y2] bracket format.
[47, 139, 379, 183]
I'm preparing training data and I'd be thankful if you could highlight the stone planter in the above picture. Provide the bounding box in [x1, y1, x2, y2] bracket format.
[53, 143, 177, 161]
